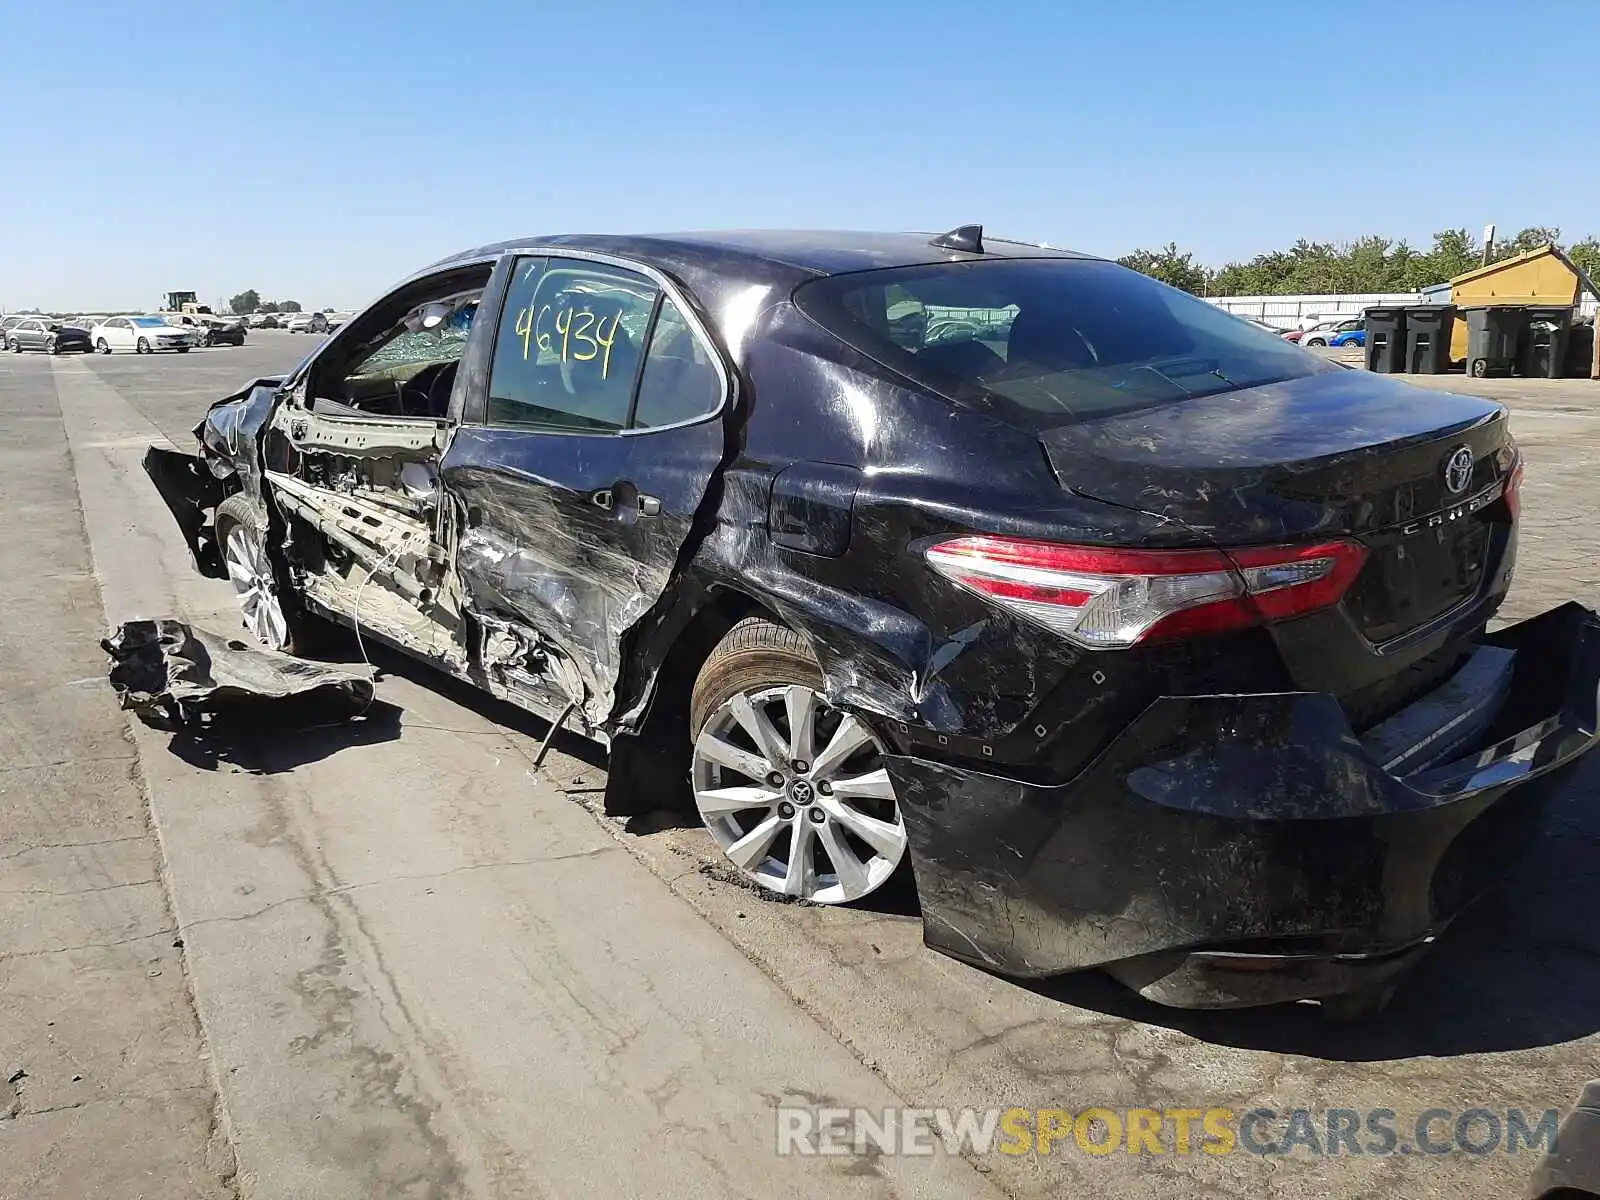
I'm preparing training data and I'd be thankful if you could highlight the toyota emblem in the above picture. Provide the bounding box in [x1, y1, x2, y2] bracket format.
[1443, 446, 1473, 495]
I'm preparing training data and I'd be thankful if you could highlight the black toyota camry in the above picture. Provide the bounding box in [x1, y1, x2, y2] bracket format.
[144, 227, 1599, 1015]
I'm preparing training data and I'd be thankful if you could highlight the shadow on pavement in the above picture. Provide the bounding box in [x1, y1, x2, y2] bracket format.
[1027, 752, 1600, 1059]
[165, 698, 404, 774]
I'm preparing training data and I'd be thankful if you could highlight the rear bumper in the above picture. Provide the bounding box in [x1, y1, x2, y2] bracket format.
[886, 602, 1600, 1008]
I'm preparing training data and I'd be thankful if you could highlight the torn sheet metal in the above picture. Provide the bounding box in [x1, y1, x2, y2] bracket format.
[103, 619, 375, 729]
[143, 446, 226, 577]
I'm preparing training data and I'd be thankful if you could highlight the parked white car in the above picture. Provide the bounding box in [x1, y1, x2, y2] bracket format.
[1298, 317, 1362, 348]
[91, 315, 194, 354]
[284, 311, 329, 334]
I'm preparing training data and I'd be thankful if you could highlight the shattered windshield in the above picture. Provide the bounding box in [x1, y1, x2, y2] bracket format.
[795, 258, 1334, 425]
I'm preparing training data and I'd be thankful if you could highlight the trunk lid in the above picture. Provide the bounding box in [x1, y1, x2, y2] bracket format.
[1040, 371, 1514, 647]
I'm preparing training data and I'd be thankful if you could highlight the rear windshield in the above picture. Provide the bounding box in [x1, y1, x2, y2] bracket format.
[794, 258, 1334, 425]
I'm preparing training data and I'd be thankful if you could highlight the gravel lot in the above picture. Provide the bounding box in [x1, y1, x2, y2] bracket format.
[2, 333, 1596, 1198]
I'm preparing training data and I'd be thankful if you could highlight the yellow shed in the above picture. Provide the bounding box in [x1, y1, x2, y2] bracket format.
[1447, 244, 1597, 360]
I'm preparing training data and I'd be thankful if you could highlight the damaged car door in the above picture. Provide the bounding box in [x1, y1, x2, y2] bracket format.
[441, 253, 730, 735]
[258, 264, 492, 667]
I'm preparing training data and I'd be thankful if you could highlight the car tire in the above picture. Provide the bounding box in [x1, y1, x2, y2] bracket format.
[176, 347, 190, 354]
[688, 617, 909, 904]
[46, 338, 59, 355]
[200, 330, 213, 348]
[8, 340, 19, 354]
[136, 337, 150, 354]
[1306, 338, 1326, 347]
[1469, 357, 1489, 378]
[96, 338, 110, 354]
[214, 493, 315, 655]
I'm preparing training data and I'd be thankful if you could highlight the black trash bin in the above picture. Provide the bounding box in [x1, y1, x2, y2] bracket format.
[1462, 306, 1526, 377]
[1517, 306, 1573, 378]
[1402, 304, 1456, 375]
[1363, 306, 1407, 374]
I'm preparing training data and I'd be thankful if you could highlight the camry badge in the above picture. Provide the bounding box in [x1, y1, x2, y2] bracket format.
[1443, 446, 1474, 495]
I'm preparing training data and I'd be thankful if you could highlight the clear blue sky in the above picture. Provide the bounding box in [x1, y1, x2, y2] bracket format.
[3, 0, 1595, 312]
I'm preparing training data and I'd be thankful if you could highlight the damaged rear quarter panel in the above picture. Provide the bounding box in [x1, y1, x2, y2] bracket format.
[669, 305, 1207, 752]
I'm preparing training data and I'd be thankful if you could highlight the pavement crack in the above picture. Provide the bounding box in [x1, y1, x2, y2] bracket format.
[0, 878, 157, 898]
[0, 834, 145, 862]
[0, 927, 178, 962]
[181, 850, 621, 931]
[0, 755, 132, 774]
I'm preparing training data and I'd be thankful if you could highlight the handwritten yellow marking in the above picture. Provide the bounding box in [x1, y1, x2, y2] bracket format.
[517, 296, 627, 379]
[514, 306, 534, 360]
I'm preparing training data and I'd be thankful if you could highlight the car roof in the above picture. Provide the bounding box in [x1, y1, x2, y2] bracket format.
[423, 229, 1094, 280]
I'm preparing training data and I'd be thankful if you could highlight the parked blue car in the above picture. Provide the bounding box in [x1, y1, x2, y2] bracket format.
[1330, 327, 1366, 348]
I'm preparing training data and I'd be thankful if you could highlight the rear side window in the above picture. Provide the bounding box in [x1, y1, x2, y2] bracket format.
[795, 258, 1332, 426]
[489, 258, 657, 433]
[632, 297, 723, 428]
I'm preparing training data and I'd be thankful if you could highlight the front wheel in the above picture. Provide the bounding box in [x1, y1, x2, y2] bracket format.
[215, 493, 310, 653]
[199, 330, 213, 347]
[8, 340, 19, 354]
[135, 337, 150, 354]
[1305, 338, 1327, 347]
[176, 346, 190, 354]
[689, 618, 909, 904]
[1469, 357, 1489, 378]
[96, 338, 110, 354]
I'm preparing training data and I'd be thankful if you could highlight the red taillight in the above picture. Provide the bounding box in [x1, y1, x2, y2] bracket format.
[1504, 454, 1525, 520]
[924, 535, 1368, 648]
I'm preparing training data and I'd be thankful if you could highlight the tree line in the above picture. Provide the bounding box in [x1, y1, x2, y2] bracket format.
[1117, 227, 1600, 297]
[227, 289, 303, 315]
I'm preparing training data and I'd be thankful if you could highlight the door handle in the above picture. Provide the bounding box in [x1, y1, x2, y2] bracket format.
[636, 494, 661, 517]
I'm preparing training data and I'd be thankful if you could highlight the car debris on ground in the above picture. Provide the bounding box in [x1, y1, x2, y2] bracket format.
[103, 618, 375, 730]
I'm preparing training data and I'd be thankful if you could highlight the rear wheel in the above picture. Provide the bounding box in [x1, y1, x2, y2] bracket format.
[689, 618, 908, 904]
[1305, 338, 1327, 347]
[215, 493, 308, 653]
[95, 338, 110, 354]
[1469, 357, 1489, 378]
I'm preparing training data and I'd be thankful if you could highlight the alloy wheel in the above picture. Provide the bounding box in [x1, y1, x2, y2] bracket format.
[223, 524, 290, 650]
[692, 684, 907, 903]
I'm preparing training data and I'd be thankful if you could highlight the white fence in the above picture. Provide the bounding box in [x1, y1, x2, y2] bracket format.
[1208, 291, 1598, 329]
[1205, 293, 1425, 330]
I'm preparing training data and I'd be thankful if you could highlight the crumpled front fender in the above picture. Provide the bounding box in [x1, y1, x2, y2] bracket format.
[143, 446, 226, 578]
